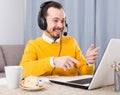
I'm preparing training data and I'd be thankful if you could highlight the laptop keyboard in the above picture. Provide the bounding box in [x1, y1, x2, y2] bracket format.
[68, 78, 92, 84]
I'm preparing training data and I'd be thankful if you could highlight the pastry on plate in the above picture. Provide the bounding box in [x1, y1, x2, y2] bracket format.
[20, 76, 43, 88]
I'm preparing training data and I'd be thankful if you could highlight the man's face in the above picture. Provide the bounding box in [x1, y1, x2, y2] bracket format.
[45, 7, 66, 40]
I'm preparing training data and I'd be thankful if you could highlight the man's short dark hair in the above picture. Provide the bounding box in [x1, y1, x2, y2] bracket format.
[38, 1, 63, 30]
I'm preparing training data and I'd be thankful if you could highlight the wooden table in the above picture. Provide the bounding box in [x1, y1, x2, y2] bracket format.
[0, 83, 120, 95]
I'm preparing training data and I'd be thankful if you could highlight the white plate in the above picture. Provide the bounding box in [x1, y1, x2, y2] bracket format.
[19, 85, 44, 91]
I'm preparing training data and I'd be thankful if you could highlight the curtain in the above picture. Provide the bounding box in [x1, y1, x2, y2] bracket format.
[95, 0, 120, 67]
[25, 0, 120, 68]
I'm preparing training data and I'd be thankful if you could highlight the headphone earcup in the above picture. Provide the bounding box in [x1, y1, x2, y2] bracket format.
[38, 14, 47, 30]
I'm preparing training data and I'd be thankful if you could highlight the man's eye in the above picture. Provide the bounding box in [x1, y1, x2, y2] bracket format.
[53, 20, 58, 23]
[62, 20, 65, 24]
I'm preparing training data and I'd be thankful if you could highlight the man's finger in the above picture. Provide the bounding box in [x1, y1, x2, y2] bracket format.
[70, 57, 80, 64]
[93, 47, 100, 52]
[87, 44, 94, 51]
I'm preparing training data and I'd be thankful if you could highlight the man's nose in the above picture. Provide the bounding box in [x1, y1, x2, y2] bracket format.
[57, 22, 64, 28]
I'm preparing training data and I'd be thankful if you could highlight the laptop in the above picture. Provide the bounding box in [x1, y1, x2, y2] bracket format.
[49, 38, 120, 90]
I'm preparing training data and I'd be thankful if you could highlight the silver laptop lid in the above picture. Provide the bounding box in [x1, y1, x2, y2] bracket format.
[89, 39, 120, 89]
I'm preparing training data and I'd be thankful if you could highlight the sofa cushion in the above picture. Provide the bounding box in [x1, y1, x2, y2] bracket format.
[0, 47, 5, 72]
[1, 45, 24, 66]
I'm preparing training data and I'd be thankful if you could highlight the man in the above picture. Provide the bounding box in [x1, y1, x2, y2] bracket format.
[20, 1, 100, 78]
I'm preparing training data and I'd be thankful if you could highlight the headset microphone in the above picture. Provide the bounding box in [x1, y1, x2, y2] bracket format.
[63, 32, 67, 36]
[63, 23, 68, 36]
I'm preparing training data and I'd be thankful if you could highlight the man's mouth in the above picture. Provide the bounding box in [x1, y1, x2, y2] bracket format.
[54, 29, 62, 34]
[54, 29, 62, 35]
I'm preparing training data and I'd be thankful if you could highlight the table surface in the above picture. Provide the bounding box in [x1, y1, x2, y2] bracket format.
[0, 83, 120, 95]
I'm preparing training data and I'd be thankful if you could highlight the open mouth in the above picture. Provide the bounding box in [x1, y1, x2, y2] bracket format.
[54, 30, 62, 35]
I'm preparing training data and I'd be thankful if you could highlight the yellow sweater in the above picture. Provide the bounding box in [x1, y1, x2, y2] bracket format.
[20, 36, 94, 78]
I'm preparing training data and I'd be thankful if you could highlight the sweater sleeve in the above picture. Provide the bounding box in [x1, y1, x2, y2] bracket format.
[73, 39, 95, 75]
[20, 41, 53, 78]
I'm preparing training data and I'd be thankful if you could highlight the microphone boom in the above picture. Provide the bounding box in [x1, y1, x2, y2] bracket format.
[63, 23, 68, 36]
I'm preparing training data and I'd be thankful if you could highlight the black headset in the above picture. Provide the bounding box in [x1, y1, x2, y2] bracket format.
[38, 1, 68, 36]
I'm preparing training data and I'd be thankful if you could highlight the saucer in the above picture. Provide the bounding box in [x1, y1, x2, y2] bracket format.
[19, 79, 44, 91]
[19, 84, 44, 91]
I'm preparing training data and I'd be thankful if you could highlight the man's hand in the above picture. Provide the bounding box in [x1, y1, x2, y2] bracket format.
[86, 44, 100, 64]
[54, 56, 80, 70]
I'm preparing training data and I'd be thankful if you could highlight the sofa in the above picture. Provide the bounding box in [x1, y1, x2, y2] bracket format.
[0, 45, 24, 78]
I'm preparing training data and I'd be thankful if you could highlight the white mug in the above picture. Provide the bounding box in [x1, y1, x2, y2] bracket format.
[4, 66, 24, 89]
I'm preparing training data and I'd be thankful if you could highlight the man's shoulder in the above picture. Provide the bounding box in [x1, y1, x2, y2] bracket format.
[27, 37, 42, 44]
[62, 36, 75, 41]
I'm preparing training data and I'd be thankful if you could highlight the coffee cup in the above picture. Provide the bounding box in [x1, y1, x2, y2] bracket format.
[4, 66, 24, 89]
